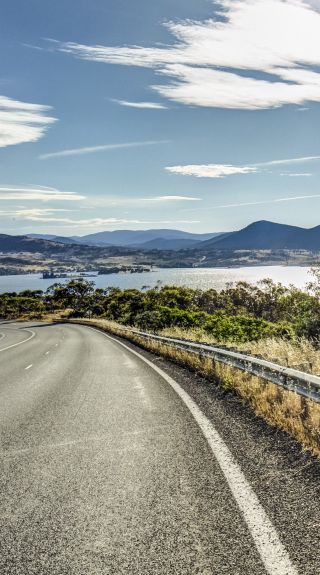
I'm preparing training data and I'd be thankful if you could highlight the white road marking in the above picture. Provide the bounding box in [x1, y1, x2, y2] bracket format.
[25, 364, 33, 370]
[122, 354, 137, 369]
[45, 351, 50, 355]
[85, 325, 298, 575]
[0, 329, 36, 353]
[133, 375, 152, 409]
[0, 333, 6, 342]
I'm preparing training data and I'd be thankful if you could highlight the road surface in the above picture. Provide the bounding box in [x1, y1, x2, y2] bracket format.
[1, 321, 320, 574]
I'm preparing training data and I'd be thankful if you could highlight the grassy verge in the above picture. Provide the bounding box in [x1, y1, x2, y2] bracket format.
[65, 317, 320, 457]
[160, 327, 320, 374]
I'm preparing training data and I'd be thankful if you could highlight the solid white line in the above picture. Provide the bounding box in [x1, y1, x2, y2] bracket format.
[0, 329, 36, 353]
[84, 325, 298, 575]
[25, 364, 33, 370]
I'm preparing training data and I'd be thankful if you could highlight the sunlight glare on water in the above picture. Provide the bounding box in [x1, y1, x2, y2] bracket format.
[0, 266, 313, 294]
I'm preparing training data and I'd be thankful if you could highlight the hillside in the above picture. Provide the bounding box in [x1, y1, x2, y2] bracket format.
[0, 234, 142, 275]
[202, 221, 320, 251]
[0, 234, 72, 254]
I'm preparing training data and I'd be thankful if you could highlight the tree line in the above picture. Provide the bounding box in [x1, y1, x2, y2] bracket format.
[1, 273, 320, 344]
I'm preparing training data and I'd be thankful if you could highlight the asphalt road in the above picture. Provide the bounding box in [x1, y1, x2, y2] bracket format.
[1, 322, 320, 574]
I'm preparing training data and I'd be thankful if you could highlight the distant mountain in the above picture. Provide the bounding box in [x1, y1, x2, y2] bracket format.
[201, 220, 320, 250]
[73, 229, 222, 247]
[28, 234, 58, 240]
[28, 234, 84, 246]
[138, 237, 201, 251]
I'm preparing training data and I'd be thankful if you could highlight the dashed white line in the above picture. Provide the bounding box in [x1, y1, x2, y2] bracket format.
[25, 364, 33, 370]
[85, 325, 298, 575]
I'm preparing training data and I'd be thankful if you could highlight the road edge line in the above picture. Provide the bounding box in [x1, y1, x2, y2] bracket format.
[0, 329, 36, 353]
[82, 323, 298, 575]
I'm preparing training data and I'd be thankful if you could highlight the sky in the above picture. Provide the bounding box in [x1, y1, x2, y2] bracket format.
[1, 0, 320, 236]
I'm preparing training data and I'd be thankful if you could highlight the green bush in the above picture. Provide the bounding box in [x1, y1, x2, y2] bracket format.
[0, 277, 318, 344]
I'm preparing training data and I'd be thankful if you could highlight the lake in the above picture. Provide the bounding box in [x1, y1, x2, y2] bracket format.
[0, 266, 314, 294]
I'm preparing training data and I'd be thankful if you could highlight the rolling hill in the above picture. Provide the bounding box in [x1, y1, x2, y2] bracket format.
[0, 234, 133, 257]
[28, 234, 84, 246]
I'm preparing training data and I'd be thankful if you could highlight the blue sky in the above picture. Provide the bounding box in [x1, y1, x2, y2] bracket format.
[1, 0, 320, 235]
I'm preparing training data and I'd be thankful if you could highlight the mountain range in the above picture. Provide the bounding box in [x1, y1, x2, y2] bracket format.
[30, 229, 223, 250]
[2, 221, 320, 276]
[8, 221, 320, 256]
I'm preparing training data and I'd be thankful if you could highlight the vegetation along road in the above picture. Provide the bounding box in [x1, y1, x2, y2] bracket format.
[1, 321, 320, 574]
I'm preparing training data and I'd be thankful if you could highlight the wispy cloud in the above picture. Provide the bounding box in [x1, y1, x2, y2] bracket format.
[55, 1, 320, 110]
[0, 208, 71, 218]
[0, 95, 56, 148]
[166, 164, 257, 178]
[8, 215, 199, 227]
[183, 194, 320, 212]
[39, 140, 170, 159]
[259, 155, 320, 166]
[112, 99, 167, 109]
[21, 43, 45, 52]
[214, 195, 320, 209]
[280, 173, 312, 177]
[86, 195, 201, 208]
[166, 155, 320, 179]
[0, 186, 85, 202]
[143, 195, 200, 202]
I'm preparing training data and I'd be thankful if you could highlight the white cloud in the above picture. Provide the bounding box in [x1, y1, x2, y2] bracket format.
[166, 164, 257, 178]
[112, 99, 167, 109]
[0, 95, 56, 147]
[0, 186, 85, 202]
[0, 208, 70, 218]
[166, 155, 320, 178]
[56, 1, 320, 110]
[39, 140, 170, 159]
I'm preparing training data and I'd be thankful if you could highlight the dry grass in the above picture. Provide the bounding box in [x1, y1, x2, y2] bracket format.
[160, 327, 320, 374]
[65, 318, 320, 457]
[16, 309, 71, 322]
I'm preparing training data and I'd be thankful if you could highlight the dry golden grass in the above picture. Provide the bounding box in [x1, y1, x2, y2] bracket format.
[66, 318, 320, 457]
[160, 327, 320, 374]
[16, 309, 71, 322]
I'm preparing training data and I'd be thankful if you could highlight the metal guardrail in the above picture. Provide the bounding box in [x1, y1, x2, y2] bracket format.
[126, 329, 320, 403]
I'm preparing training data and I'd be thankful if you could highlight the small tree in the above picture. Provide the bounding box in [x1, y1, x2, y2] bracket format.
[46, 279, 95, 316]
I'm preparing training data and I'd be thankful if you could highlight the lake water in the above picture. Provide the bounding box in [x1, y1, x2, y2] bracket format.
[0, 266, 314, 294]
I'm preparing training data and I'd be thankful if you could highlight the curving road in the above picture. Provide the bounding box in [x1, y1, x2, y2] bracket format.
[0, 322, 319, 574]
